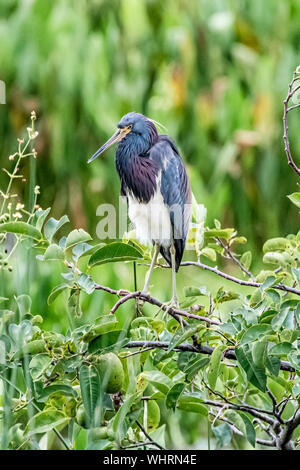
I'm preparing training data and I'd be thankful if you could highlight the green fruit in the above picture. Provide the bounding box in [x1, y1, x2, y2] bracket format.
[96, 352, 124, 394]
[147, 400, 160, 431]
[76, 404, 88, 428]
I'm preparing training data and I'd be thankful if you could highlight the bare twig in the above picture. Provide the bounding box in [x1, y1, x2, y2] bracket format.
[215, 237, 253, 278]
[100, 285, 221, 325]
[209, 411, 275, 448]
[283, 72, 300, 176]
[159, 261, 300, 297]
[125, 340, 295, 372]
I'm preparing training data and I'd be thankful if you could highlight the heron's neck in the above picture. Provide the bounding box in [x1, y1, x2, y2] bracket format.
[115, 139, 159, 203]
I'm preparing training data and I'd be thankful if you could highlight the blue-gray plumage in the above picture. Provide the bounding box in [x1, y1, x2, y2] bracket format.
[88, 112, 192, 305]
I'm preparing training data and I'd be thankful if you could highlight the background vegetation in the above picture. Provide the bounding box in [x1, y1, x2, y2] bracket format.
[1, 0, 300, 451]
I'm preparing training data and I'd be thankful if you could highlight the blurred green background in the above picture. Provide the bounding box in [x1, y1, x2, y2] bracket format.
[1, 0, 300, 449]
[1, 0, 300, 244]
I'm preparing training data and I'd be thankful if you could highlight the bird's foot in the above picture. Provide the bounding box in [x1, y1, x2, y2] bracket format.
[161, 296, 179, 316]
[161, 297, 185, 329]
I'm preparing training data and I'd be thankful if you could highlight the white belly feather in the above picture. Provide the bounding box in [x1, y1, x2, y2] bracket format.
[127, 189, 172, 248]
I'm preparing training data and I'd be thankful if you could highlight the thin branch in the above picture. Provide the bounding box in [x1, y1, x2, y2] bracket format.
[97, 285, 220, 326]
[135, 420, 164, 450]
[267, 387, 284, 424]
[120, 441, 158, 449]
[209, 411, 275, 448]
[159, 261, 300, 297]
[215, 237, 253, 278]
[125, 340, 295, 372]
[205, 398, 275, 426]
[203, 382, 275, 418]
[283, 72, 300, 176]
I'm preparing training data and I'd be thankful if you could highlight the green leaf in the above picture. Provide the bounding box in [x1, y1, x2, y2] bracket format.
[29, 354, 52, 381]
[238, 412, 256, 447]
[236, 343, 266, 392]
[215, 288, 239, 303]
[43, 244, 65, 261]
[287, 192, 300, 208]
[82, 317, 119, 342]
[204, 228, 235, 240]
[35, 207, 51, 231]
[72, 243, 105, 260]
[36, 384, 77, 403]
[25, 410, 70, 436]
[79, 364, 102, 428]
[88, 242, 143, 267]
[0, 221, 41, 240]
[252, 341, 267, 369]
[149, 425, 166, 449]
[224, 410, 256, 448]
[271, 306, 291, 331]
[287, 351, 300, 371]
[77, 274, 95, 295]
[269, 342, 294, 356]
[183, 285, 207, 297]
[113, 393, 139, 443]
[65, 229, 92, 250]
[68, 289, 82, 318]
[232, 236, 247, 245]
[261, 276, 277, 289]
[168, 324, 205, 352]
[88, 330, 128, 354]
[44, 215, 69, 241]
[177, 352, 210, 380]
[177, 394, 208, 416]
[207, 345, 227, 390]
[47, 284, 69, 305]
[240, 324, 272, 344]
[265, 288, 281, 304]
[292, 268, 300, 286]
[263, 237, 289, 253]
[16, 294, 32, 317]
[240, 251, 252, 271]
[139, 370, 172, 395]
[201, 247, 216, 261]
[212, 423, 233, 448]
[265, 354, 281, 376]
[263, 251, 293, 267]
[166, 383, 185, 410]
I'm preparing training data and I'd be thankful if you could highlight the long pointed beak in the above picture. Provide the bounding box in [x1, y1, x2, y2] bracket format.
[88, 127, 130, 163]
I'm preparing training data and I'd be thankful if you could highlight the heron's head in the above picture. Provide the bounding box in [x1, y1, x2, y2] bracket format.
[88, 112, 159, 163]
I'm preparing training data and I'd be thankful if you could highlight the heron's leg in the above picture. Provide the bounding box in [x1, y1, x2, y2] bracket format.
[170, 242, 178, 306]
[142, 242, 160, 294]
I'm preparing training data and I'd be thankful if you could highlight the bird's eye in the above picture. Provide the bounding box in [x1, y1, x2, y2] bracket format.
[128, 124, 133, 130]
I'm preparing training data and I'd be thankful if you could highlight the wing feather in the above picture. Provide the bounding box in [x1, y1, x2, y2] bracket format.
[149, 135, 191, 270]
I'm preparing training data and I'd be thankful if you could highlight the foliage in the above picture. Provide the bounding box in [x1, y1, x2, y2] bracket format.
[1, 102, 300, 450]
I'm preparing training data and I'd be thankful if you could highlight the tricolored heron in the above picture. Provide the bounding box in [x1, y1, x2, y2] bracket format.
[88, 112, 191, 306]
